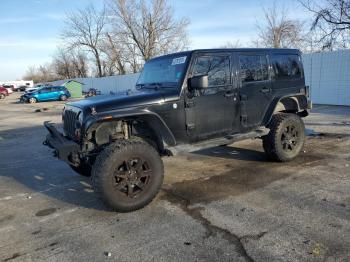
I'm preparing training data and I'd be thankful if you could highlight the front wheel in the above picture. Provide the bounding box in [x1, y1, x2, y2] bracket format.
[29, 97, 37, 103]
[0, 94, 5, 99]
[263, 113, 305, 162]
[91, 139, 164, 212]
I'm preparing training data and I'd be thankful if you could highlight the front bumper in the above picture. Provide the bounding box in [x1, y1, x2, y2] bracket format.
[43, 121, 80, 164]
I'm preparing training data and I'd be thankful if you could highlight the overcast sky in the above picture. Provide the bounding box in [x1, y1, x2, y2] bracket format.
[0, 0, 311, 81]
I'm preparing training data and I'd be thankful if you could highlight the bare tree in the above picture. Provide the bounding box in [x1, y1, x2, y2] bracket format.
[109, 0, 189, 63]
[255, 2, 305, 48]
[219, 40, 242, 48]
[23, 64, 59, 83]
[70, 50, 89, 78]
[52, 48, 89, 79]
[62, 4, 107, 77]
[299, 0, 350, 50]
[101, 32, 127, 75]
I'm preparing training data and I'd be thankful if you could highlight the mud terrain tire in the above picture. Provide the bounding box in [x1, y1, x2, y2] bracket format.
[91, 139, 164, 212]
[263, 113, 305, 162]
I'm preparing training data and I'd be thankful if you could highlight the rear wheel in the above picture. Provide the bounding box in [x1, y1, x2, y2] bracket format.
[29, 97, 37, 103]
[92, 139, 164, 212]
[263, 113, 305, 162]
[0, 94, 5, 99]
[60, 95, 67, 101]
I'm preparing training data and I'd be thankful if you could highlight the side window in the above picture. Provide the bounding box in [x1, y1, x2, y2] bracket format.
[41, 88, 50, 93]
[239, 55, 268, 83]
[271, 54, 301, 80]
[192, 55, 230, 87]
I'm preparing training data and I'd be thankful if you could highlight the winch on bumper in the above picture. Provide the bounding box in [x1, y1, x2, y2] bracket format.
[43, 121, 80, 165]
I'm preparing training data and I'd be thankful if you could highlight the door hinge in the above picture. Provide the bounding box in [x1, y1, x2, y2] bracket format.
[185, 100, 196, 108]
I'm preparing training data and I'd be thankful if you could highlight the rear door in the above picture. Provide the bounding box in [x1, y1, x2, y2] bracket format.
[238, 52, 272, 128]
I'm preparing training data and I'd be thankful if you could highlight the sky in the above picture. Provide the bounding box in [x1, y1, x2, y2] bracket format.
[0, 0, 311, 81]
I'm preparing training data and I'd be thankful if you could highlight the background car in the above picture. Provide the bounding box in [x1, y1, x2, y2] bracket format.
[0, 86, 9, 99]
[17, 85, 27, 92]
[2, 85, 14, 94]
[21, 86, 71, 103]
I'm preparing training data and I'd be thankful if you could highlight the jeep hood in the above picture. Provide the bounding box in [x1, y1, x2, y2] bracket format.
[66, 89, 179, 113]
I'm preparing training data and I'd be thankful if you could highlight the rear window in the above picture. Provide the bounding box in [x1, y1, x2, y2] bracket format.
[271, 54, 302, 80]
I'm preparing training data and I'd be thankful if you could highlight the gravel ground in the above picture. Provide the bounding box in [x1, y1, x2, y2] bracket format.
[0, 93, 349, 262]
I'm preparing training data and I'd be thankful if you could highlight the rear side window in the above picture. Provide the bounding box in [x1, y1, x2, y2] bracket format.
[192, 55, 231, 87]
[271, 54, 302, 80]
[239, 55, 268, 83]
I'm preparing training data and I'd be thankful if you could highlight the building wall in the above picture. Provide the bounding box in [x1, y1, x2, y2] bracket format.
[49, 74, 140, 95]
[302, 50, 350, 106]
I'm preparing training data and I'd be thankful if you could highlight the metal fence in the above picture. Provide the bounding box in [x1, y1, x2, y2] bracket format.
[49, 73, 140, 95]
[303, 50, 350, 106]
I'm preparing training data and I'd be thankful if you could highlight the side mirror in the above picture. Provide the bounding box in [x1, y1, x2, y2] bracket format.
[189, 75, 208, 91]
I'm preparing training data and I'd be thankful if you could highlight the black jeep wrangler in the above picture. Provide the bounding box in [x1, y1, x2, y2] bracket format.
[44, 48, 312, 212]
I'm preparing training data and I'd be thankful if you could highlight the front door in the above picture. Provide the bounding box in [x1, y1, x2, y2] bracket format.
[185, 52, 240, 142]
[238, 52, 272, 128]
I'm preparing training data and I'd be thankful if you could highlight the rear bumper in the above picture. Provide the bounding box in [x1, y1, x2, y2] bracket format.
[43, 121, 80, 164]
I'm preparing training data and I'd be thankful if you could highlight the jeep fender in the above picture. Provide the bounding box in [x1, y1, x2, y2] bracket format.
[263, 95, 308, 126]
[84, 108, 176, 147]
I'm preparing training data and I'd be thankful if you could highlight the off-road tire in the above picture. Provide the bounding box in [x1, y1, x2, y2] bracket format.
[60, 95, 67, 101]
[29, 97, 37, 104]
[91, 139, 164, 212]
[263, 113, 305, 162]
[69, 164, 92, 177]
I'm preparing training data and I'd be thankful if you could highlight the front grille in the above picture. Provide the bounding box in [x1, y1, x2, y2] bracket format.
[63, 109, 79, 139]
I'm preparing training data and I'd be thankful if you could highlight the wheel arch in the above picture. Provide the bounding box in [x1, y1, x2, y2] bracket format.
[263, 95, 308, 126]
[85, 110, 176, 151]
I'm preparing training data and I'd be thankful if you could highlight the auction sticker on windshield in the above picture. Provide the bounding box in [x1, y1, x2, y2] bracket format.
[171, 56, 187, 65]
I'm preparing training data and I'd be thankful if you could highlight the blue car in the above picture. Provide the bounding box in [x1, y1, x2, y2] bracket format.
[21, 86, 71, 103]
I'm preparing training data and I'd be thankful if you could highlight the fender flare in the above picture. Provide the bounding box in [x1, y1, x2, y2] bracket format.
[262, 95, 308, 126]
[84, 108, 176, 147]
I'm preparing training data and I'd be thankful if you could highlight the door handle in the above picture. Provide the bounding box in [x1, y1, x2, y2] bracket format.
[260, 87, 271, 94]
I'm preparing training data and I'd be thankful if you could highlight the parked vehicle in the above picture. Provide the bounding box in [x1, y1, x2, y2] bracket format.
[2, 85, 14, 94]
[44, 48, 312, 212]
[0, 86, 8, 99]
[17, 85, 27, 92]
[83, 88, 101, 98]
[21, 86, 70, 103]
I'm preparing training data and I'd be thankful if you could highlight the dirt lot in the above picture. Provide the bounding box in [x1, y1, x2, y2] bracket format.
[0, 93, 349, 262]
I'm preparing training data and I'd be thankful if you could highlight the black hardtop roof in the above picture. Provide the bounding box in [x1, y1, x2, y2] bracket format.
[150, 48, 301, 61]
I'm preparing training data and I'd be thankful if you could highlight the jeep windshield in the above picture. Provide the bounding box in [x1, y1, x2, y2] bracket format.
[136, 54, 188, 89]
